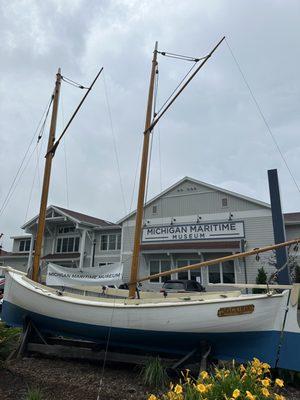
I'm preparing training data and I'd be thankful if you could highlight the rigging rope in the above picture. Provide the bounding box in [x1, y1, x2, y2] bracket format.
[225, 38, 300, 195]
[154, 59, 199, 118]
[157, 50, 207, 63]
[102, 72, 128, 216]
[0, 95, 53, 217]
[61, 75, 89, 90]
[96, 298, 116, 400]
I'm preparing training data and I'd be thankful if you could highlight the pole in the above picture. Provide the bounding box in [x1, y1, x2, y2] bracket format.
[128, 42, 158, 298]
[32, 69, 62, 282]
[134, 237, 300, 284]
[268, 169, 290, 284]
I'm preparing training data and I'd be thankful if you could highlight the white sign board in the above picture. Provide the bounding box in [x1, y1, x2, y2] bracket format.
[142, 221, 245, 243]
[46, 262, 123, 287]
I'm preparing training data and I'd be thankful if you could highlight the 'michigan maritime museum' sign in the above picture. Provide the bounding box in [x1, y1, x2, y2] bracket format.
[142, 221, 245, 242]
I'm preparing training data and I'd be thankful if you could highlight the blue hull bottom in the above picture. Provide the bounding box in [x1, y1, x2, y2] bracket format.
[3, 300, 300, 370]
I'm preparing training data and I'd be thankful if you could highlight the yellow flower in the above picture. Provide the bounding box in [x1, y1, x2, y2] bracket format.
[257, 368, 263, 375]
[261, 362, 271, 370]
[232, 389, 240, 398]
[261, 379, 270, 387]
[206, 384, 213, 390]
[240, 364, 246, 372]
[215, 372, 222, 379]
[148, 395, 157, 400]
[252, 358, 261, 368]
[275, 378, 284, 387]
[174, 384, 183, 394]
[274, 394, 285, 400]
[167, 391, 176, 400]
[261, 387, 270, 397]
[200, 370, 209, 379]
[196, 383, 207, 393]
[246, 391, 256, 400]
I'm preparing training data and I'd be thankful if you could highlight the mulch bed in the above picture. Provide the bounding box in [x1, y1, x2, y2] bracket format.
[0, 357, 150, 400]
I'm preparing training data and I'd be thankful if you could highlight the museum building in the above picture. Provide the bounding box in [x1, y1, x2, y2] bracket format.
[1, 176, 300, 290]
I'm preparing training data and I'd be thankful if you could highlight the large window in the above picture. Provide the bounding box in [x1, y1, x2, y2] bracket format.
[176, 259, 202, 282]
[100, 234, 121, 251]
[56, 237, 80, 253]
[19, 239, 31, 252]
[207, 257, 235, 284]
[150, 260, 171, 283]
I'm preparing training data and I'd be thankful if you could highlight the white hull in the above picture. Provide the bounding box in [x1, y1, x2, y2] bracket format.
[3, 268, 300, 369]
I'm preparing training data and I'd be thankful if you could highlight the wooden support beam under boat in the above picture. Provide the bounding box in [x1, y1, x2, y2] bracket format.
[134, 237, 300, 284]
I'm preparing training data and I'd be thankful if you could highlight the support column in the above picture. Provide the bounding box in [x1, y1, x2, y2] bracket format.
[79, 229, 87, 269]
[26, 234, 35, 274]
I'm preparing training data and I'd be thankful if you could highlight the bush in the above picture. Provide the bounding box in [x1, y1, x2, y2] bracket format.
[141, 357, 168, 389]
[253, 267, 267, 294]
[0, 322, 21, 362]
[148, 358, 286, 400]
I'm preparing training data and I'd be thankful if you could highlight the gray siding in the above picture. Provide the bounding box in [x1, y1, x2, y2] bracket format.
[128, 180, 267, 222]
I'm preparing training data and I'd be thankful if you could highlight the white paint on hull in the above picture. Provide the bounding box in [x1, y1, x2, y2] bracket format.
[3, 269, 291, 334]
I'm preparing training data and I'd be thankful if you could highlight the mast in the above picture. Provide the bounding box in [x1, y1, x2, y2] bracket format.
[31, 68, 62, 282]
[128, 42, 158, 298]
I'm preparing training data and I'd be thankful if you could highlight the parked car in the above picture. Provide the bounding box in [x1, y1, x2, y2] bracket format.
[160, 279, 205, 294]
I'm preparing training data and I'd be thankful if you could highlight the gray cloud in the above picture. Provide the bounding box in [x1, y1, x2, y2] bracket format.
[1, 0, 300, 249]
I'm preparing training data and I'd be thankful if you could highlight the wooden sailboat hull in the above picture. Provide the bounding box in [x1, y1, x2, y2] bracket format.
[3, 269, 300, 369]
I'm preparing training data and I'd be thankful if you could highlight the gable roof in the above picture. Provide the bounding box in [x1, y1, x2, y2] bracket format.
[22, 205, 120, 230]
[118, 176, 271, 223]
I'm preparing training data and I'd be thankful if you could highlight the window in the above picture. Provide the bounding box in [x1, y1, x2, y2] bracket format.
[100, 234, 121, 251]
[222, 198, 228, 207]
[176, 259, 202, 282]
[150, 260, 171, 283]
[99, 262, 113, 267]
[58, 226, 75, 234]
[19, 239, 31, 252]
[152, 205, 158, 214]
[207, 256, 235, 284]
[56, 236, 80, 253]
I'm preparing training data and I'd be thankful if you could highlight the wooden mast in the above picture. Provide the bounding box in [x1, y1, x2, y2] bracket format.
[128, 42, 158, 298]
[31, 68, 62, 282]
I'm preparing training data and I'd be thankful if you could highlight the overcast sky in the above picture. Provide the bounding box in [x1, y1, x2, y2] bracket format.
[1, 0, 300, 249]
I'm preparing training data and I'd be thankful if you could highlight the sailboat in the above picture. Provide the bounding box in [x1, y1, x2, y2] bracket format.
[3, 38, 300, 371]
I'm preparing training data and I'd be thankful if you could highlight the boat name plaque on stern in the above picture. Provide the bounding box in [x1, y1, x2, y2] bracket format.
[217, 304, 255, 317]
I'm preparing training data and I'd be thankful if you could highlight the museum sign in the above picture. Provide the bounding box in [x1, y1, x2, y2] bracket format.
[142, 221, 245, 242]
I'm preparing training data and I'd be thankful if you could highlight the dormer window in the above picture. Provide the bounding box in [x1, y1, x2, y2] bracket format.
[19, 239, 31, 252]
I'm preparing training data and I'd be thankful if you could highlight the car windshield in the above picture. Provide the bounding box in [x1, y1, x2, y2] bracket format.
[163, 282, 185, 290]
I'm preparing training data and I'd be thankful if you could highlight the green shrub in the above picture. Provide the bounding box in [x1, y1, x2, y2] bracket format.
[253, 267, 267, 294]
[148, 358, 286, 400]
[0, 322, 21, 361]
[25, 387, 44, 400]
[294, 265, 300, 283]
[141, 356, 168, 389]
